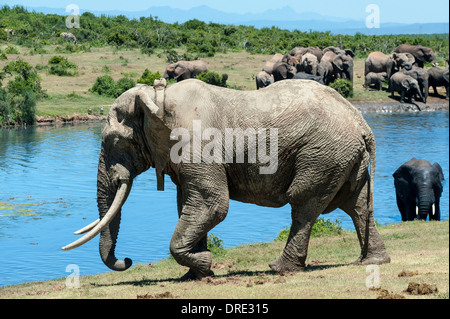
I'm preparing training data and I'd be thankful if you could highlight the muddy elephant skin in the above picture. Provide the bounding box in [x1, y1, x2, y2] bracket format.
[62, 79, 390, 280]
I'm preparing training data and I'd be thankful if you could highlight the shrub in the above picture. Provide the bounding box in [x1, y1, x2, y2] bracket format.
[329, 79, 354, 98]
[137, 69, 163, 86]
[275, 217, 344, 241]
[116, 77, 136, 96]
[2, 59, 45, 98]
[197, 71, 228, 87]
[48, 56, 78, 76]
[207, 233, 226, 256]
[4, 46, 20, 54]
[90, 75, 117, 97]
[12, 90, 36, 125]
[0, 87, 36, 126]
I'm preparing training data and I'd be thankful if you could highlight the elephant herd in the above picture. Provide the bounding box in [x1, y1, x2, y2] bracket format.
[365, 44, 449, 103]
[161, 44, 449, 106]
[256, 46, 355, 89]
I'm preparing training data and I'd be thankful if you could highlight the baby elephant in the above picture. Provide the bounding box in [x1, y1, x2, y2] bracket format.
[393, 158, 444, 221]
[390, 72, 423, 103]
[364, 72, 387, 91]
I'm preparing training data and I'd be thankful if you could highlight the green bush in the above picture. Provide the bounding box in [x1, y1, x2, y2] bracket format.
[207, 233, 226, 256]
[116, 77, 136, 96]
[329, 79, 354, 98]
[90, 75, 117, 97]
[2, 59, 45, 98]
[197, 71, 228, 87]
[48, 56, 78, 76]
[4, 46, 20, 54]
[275, 217, 344, 241]
[0, 87, 36, 126]
[90, 76, 136, 98]
[137, 69, 163, 86]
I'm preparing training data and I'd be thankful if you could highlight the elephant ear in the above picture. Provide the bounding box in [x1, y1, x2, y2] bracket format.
[401, 78, 411, 89]
[332, 55, 343, 71]
[174, 65, 188, 79]
[344, 49, 355, 58]
[393, 164, 413, 184]
[432, 163, 444, 181]
[134, 82, 172, 190]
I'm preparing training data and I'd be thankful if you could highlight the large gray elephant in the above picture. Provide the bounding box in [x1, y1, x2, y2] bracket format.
[62, 78, 390, 279]
[401, 65, 429, 103]
[365, 51, 415, 82]
[390, 72, 424, 104]
[163, 60, 208, 82]
[427, 66, 449, 99]
[393, 158, 444, 221]
[393, 44, 436, 68]
[271, 62, 296, 82]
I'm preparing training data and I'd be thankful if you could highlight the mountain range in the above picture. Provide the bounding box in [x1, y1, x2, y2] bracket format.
[27, 5, 449, 35]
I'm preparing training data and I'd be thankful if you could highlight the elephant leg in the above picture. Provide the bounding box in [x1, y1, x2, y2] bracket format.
[268, 203, 321, 273]
[400, 90, 405, 103]
[177, 185, 207, 253]
[170, 165, 229, 280]
[395, 194, 407, 221]
[340, 175, 390, 265]
[269, 158, 344, 273]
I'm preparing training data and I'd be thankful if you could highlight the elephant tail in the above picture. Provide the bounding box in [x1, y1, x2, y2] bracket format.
[364, 129, 376, 215]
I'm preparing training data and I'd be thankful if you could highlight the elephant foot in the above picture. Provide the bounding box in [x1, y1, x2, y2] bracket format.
[171, 247, 213, 280]
[268, 255, 305, 274]
[353, 251, 391, 266]
[180, 269, 215, 281]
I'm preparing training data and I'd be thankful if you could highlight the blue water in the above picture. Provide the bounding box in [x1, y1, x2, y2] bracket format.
[0, 111, 448, 287]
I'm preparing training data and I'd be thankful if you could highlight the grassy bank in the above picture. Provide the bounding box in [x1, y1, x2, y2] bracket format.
[1, 45, 448, 122]
[1, 220, 448, 299]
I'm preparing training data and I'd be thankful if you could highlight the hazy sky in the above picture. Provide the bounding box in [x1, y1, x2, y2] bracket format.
[2, 0, 449, 23]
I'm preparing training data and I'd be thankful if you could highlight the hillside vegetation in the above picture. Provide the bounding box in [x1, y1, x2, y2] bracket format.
[0, 5, 449, 126]
[1, 5, 448, 58]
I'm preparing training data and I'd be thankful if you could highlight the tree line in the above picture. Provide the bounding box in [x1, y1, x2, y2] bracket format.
[0, 5, 448, 61]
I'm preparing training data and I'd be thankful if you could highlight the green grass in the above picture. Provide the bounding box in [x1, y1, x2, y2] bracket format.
[1, 220, 447, 299]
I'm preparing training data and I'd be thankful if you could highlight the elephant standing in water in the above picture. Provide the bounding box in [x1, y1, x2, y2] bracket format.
[393, 158, 444, 221]
[163, 60, 208, 82]
[63, 79, 390, 280]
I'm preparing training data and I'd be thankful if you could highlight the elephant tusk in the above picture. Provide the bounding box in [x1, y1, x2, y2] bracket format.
[416, 206, 419, 216]
[74, 219, 100, 235]
[432, 203, 435, 216]
[62, 182, 130, 251]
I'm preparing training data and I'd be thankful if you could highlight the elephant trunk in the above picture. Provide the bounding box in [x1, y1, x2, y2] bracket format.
[97, 153, 133, 271]
[416, 188, 435, 220]
[61, 152, 133, 271]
